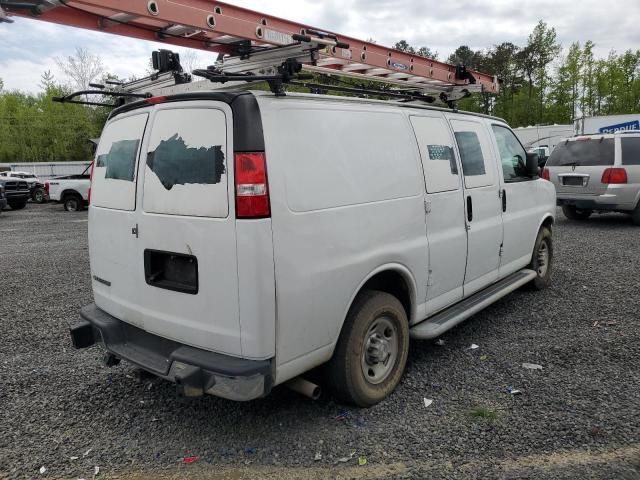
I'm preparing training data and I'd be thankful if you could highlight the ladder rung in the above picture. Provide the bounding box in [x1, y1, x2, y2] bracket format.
[108, 12, 139, 23]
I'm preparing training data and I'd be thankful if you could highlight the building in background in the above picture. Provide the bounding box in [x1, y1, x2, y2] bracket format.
[0, 161, 91, 179]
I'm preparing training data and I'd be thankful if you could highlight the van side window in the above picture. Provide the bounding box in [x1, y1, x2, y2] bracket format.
[410, 115, 460, 193]
[450, 119, 495, 189]
[491, 125, 530, 181]
[621, 137, 640, 165]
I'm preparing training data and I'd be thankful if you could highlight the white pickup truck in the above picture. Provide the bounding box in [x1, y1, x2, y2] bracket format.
[45, 164, 91, 211]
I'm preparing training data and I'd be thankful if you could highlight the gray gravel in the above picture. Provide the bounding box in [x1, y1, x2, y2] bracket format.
[1, 203, 639, 480]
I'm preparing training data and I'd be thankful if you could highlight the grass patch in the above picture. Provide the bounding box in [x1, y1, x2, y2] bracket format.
[468, 406, 499, 420]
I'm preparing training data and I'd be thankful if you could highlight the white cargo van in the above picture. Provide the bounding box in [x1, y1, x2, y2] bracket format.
[71, 91, 556, 406]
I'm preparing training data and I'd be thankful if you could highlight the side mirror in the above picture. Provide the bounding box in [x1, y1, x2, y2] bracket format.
[526, 152, 539, 177]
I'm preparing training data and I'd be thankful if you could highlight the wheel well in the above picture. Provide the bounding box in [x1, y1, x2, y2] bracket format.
[541, 215, 554, 232]
[61, 190, 81, 200]
[359, 270, 412, 320]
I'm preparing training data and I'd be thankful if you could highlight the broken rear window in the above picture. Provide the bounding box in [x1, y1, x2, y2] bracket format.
[143, 107, 229, 218]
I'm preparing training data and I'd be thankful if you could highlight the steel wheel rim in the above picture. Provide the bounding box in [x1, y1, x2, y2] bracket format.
[360, 315, 398, 385]
[536, 241, 549, 276]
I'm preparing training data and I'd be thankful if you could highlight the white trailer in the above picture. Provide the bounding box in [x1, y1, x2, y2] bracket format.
[576, 114, 640, 134]
[513, 124, 575, 152]
[0, 161, 91, 180]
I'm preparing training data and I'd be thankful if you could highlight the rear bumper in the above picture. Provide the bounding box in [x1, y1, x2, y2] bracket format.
[556, 184, 638, 211]
[71, 303, 273, 401]
[556, 194, 633, 211]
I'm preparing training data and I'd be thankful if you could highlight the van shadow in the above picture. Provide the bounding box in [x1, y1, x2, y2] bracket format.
[558, 212, 637, 229]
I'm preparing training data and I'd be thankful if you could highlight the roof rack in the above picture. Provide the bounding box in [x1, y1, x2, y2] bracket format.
[3, 1, 499, 106]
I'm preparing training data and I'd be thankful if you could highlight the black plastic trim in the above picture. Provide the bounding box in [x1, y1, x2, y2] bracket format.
[79, 303, 273, 379]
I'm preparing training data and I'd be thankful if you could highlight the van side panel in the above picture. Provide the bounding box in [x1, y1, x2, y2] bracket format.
[258, 97, 428, 368]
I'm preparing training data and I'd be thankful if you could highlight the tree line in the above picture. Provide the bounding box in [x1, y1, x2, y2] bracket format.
[1, 22, 639, 163]
[434, 21, 640, 126]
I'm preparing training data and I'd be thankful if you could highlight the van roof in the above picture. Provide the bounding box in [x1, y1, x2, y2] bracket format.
[110, 89, 507, 124]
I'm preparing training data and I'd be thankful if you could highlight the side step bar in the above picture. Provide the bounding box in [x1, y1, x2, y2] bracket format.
[410, 269, 537, 340]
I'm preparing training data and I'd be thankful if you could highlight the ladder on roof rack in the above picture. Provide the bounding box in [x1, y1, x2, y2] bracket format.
[2, 0, 499, 94]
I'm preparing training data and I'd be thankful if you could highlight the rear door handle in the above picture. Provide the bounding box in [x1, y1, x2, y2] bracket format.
[466, 195, 473, 222]
[502, 189, 507, 212]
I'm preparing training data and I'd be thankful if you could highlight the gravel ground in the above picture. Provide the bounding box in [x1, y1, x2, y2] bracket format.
[1, 203, 639, 480]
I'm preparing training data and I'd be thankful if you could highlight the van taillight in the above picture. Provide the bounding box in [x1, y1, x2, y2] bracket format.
[601, 168, 627, 184]
[234, 152, 270, 218]
[542, 167, 550, 181]
[44, 182, 49, 194]
[87, 160, 95, 204]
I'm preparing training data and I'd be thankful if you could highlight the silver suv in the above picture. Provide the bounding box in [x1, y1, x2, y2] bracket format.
[544, 131, 640, 224]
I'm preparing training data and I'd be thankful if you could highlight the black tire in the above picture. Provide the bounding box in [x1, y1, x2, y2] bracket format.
[326, 290, 409, 407]
[527, 227, 553, 290]
[63, 194, 83, 212]
[562, 204, 592, 220]
[631, 202, 640, 226]
[32, 188, 46, 203]
[8, 200, 27, 210]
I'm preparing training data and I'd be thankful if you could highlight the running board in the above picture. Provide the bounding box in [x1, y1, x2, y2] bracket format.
[410, 269, 537, 340]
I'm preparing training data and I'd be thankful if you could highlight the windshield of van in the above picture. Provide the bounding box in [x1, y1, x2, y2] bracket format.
[546, 138, 614, 167]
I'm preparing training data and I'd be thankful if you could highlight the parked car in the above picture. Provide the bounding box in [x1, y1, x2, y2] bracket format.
[0, 170, 46, 203]
[70, 91, 555, 407]
[45, 166, 91, 211]
[0, 176, 30, 210]
[543, 131, 640, 224]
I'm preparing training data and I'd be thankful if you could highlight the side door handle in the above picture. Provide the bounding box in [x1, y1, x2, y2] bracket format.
[502, 189, 507, 212]
[466, 195, 473, 222]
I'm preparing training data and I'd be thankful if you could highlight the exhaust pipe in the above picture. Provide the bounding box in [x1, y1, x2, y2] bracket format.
[285, 377, 322, 400]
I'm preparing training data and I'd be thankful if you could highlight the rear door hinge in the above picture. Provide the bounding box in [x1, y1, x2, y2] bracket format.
[131, 224, 139, 238]
[499, 243, 503, 257]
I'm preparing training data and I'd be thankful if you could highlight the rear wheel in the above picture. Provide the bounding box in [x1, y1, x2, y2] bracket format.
[8, 200, 27, 210]
[63, 194, 83, 212]
[562, 204, 592, 220]
[528, 227, 553, 290]
[326, 290, 409, 407]
[631, 202, 640, 226]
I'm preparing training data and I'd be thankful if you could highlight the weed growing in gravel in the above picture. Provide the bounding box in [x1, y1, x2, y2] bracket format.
[468, 406, 499, 420]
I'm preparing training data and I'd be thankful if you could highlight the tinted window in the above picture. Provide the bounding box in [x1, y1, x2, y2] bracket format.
[621, 137, 640, 165]
[143, 108, 228, 218]
[450, 119, 495, 189]
[410, 115, 460, 193]
[455, 131, 486, 176]
[547, 139, 614, 166]
[492, 125, 530, 181]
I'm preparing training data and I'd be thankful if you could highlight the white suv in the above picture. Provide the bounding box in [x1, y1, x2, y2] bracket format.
[544, 131, 640, 224]
[70, 91, 555, 406]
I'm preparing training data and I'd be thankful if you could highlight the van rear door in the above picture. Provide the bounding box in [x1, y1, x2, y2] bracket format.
[89, 110, 149, 331]
[91, 101, 242, 358]
[135, 102, 241, 357]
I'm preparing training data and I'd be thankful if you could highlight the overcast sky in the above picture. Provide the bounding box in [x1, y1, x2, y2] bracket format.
[1, 0, 638, 93]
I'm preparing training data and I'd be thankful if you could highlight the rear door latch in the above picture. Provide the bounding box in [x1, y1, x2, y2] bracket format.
[131, 224, 139, 238]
